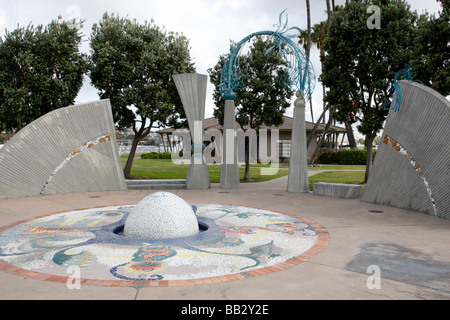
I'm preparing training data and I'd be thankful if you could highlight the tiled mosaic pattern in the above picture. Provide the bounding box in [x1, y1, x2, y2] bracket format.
[40, 134, 113, 195]
[382, 135, 437, 215]
[0, 204, 329, 287]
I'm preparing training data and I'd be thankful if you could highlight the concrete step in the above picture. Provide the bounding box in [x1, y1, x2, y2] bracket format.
[126, 179, 186, 185]
[126, 179, 186, 190]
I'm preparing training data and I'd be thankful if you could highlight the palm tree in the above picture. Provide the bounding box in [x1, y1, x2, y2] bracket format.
[301, 1, 357, 164]
[299, 0, 314, 122]
[309, 1, 356, 155]
[306, 19, 334, 163]
[300, 19, 327, 127]
[311, 21, 328, 123]
[306, 0, 312, 59]
[311, 21, 328, 52]
[326, 0, 332, 24]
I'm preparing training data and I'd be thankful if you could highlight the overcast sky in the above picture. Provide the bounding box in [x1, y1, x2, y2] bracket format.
[0, 0, 442, 135]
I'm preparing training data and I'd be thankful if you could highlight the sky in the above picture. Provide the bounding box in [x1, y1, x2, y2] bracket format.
[0, 0, 443, 137]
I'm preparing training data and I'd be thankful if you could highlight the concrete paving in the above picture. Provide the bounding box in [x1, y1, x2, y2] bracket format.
[0, 175, 449, 300]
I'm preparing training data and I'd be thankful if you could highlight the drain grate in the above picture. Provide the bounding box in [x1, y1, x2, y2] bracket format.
[369, 210, 384, 213]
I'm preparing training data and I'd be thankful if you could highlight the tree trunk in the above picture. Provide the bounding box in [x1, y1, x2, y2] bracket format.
[124, 117, 152, 179]
[307, 106, 328, 147]
[364, 132, 377, 183]
[309, 107, 334, 166]
[243, 136, 250, 181]
[322, 85, 326, 123]
[306, 0, 314, 123]
[326, 0, 332, 24]
[306, 0, 312, 59]
[345, 119, 357, 148]
[123, 136, 140, 179]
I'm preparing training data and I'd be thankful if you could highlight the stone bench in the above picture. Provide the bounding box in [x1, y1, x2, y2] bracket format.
[313, 182, 363, 199]
[126, 179, 186, 190]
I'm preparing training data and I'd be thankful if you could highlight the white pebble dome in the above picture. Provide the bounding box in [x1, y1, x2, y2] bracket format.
[123, 192, 200, 240]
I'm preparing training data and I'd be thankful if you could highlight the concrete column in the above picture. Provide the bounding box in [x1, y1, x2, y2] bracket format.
[220, 98, 240, 189]
[173, 73, 211, 189]
[287, 92, 310, 193]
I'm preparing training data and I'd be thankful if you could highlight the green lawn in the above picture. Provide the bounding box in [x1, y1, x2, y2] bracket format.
[308, 171, 366, 191]
[308, 165, 366, 171]
[250, 164, 366, 171]
[121, 155, 289, 183]
[121, 154, 366, 186]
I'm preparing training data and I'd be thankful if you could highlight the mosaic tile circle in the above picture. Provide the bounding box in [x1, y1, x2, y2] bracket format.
[0, 204, 329, 287]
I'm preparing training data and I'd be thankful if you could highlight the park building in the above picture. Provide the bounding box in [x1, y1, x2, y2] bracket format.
[156, 116, 347, 163]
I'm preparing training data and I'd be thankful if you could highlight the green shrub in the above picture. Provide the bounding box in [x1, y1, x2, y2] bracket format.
[318, 148, 377, 165]
[336, 149, 367, 165]
[141, 152, 172, 160]
[317, 149, 338, 164]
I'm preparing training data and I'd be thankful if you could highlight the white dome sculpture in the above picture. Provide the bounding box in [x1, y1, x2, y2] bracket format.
[123, 192, 199, 240]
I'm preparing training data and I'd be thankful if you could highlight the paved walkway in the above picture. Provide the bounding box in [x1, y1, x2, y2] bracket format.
[0, 175, 449, 300]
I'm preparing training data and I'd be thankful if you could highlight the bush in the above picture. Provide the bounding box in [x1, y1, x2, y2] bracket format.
[318, 148, 377, 165]
[317, 149, 338, 164]
[141, 152, 172, 160]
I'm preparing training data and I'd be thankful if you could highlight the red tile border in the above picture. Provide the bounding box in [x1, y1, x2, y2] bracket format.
[0, 203, 330, 288]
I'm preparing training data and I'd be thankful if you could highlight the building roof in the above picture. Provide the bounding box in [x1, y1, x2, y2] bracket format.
[157, 116, 347, 134]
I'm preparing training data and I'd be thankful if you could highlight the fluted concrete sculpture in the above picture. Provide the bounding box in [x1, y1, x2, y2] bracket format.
[0, 100, 127, 199]
[287, 92, 310, 193]
[362, 81, 450, 220]
[173, 73, 211, 189]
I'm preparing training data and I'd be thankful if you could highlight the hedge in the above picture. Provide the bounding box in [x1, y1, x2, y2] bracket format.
[141, 152, 172, 160]
[318, 148, 377, 165]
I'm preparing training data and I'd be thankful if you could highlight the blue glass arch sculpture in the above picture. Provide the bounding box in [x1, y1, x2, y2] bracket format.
[220, 10, 316, 102]
[383, 65, 424, 112]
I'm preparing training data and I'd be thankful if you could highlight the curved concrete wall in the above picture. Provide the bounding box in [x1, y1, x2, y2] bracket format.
[0, 100, 127, 200]
[362, 81, 450, 220]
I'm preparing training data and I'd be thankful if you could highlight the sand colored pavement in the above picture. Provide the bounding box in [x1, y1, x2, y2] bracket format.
[0, 176, 449, 300]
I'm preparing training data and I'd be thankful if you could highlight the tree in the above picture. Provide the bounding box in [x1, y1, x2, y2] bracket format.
[300, 20, 328, 152]
[326, 0, 332, 24]
[413, 0, 449, 96]
[301, 21, 330, 143]
[301, 5, 357, 165]
[306, 0, 312, 60]
[0, 17, 87, 132]
[311, 20, 329, 124]
[298, 1, 315, 123]
[208, 36, 292, 181]
[321, 0, 419, 183]
[0, 131, 14, 143]
[313, 17, 357, 149]
[89, 13, 195, 179]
